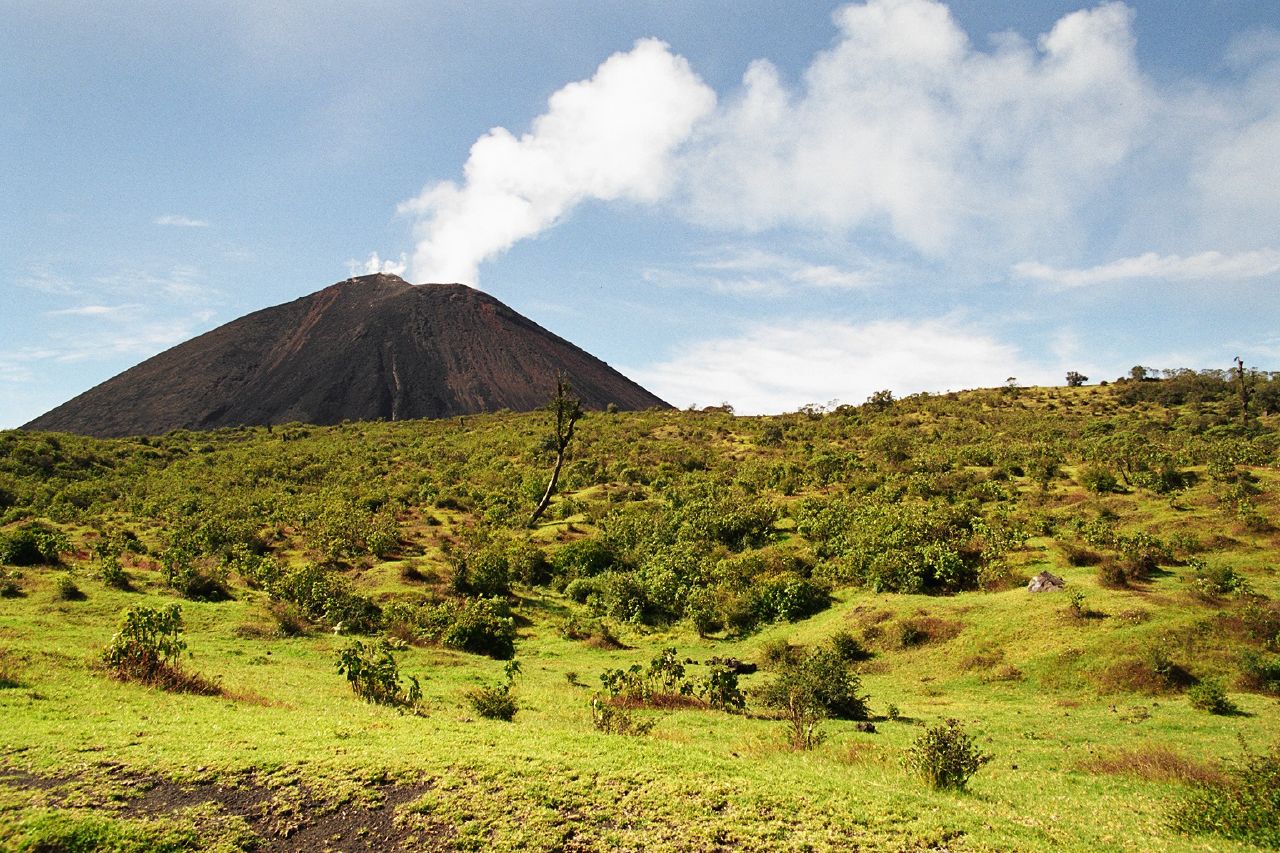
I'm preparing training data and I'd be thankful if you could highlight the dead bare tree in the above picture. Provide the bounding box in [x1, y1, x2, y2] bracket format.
[1235, 356, 1251, 423]
[529, 373, 582, 528]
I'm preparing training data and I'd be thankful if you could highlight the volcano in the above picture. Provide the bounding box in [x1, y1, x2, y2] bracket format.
[24, 274, 669, 437]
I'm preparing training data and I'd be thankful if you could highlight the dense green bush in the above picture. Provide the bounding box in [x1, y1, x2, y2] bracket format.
[466, 660, 521, 721]
[435, 597, 517, 659]
[271, 564, 381, 633]
[1187, 679, 1238, 714]
[0, 521, 70, 566]
[756, 642, 870, 749]
[102, 604, 186, 681]
[904, 719, 991, 790]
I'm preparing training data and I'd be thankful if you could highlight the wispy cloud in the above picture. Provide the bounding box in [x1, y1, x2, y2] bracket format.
[1013, 249, 1280, 287]
[645, 248, 878, 297]
[629, 317, 1049, 414]
[46, 304, 141, 318]
[153, 214, 210, 227]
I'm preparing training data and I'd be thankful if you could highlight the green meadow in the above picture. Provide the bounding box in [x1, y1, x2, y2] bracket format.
[1, 375, 1278, 851]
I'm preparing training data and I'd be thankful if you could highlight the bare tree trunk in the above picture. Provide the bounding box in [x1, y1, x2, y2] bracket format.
[1235, 356, 1251, 424]
[529, 374, 582, 528]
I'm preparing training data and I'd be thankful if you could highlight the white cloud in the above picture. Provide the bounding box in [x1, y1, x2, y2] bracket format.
[679, 0, 1149, 259]
[349, 251, 408, 277]
[46, 304, 140, 318]
[153, 214, 210, 227]
[645, 247, 878, 297]
[399, 38, 716, 285]
[1013, 249, 1280, 287]
[629, 317, 1048, 414]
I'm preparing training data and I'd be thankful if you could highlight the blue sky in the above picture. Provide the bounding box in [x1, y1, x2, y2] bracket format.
[4, 0, 1279, 425]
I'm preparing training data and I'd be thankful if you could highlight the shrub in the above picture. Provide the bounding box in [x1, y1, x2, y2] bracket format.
[700, 664, 746, 712]
[334, 638, 420, 708]
[0, 570, 21, 598]
[1239, 650, 1280, 694]
[438, 597, 517, 659]
[271, 564, 381, 633]
[96, 553, 132, 591]
[828, 630, 872, 663]
[1171, 742, 1280, 848]
[904, 719, 991, 790]
[54, 573, 85, 602]
[101, 604, 218, 694]
[1187, 679, 1238, 715]
[752, 574, 831, 623]
[757, 645, 870, 749]
[0, 522, 70, 566]
[589, 694, 655, 736]
[467, 683, 518, 720]
[1078, 465, 1118, 494]
[466, 660, 521, 721]
[599, 647, 694, 705]
[1189, 560, 1251, 598]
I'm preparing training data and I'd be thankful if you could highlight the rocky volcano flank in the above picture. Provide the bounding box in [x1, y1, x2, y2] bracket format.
[24, 274, 669, 437]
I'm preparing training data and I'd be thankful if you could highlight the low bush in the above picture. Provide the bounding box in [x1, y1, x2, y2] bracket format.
[271, 564, 381, 633]
[0, 522, 70, 566]
[699, 664, 746, 712]
[1078, 465, 1118, 494]
[419, 597, 517, 659]
[1238, 650, 1280, 694]
[466, 660, 521, 721]
[757, 643, 870, 749]
[599, 647, 694, 706]
[467, 683, 517, 720]
[1187, 679, 1238, 714]
[904, 719, 991, 790]
[1171, 742, 1280, 848]
[54, 573, 85, 601]
[334, 638, 420, 708]
[101, 604, 218, 694]
[589, 694, 655, 736]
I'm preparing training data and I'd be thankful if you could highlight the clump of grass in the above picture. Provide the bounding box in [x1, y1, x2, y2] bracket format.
[1077, 745, 1223, 786]
[1170, 742, 1280, 848]
[0, 648, 25, 689]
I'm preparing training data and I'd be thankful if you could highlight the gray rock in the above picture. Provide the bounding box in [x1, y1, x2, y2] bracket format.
[1027, 571, 1066, 593]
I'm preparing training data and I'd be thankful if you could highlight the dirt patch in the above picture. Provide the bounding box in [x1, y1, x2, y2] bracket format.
[0, 764, 451, 852]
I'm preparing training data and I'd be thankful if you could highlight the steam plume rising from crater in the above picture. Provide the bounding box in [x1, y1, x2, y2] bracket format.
[397, 38, 715, 286]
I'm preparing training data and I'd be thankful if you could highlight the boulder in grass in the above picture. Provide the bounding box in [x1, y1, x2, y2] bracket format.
[1027, 571, 1066, 593]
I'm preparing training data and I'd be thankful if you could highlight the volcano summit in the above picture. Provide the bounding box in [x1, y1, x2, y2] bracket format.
[24, 274, 668, 437]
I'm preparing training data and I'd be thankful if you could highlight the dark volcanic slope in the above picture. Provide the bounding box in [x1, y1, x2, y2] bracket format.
[25, 274, 669, 437]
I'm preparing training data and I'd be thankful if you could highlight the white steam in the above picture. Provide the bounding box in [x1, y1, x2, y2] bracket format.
[399, 38, 715, 285]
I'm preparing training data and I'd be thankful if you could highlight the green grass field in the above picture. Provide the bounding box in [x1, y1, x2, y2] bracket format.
[2, 380, 1278, 850]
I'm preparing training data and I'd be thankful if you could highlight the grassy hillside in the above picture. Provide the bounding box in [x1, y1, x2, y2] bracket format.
[1, 378, 1278, 851]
